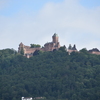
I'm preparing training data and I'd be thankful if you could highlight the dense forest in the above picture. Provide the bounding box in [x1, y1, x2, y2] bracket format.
[0, 47, 100, 100]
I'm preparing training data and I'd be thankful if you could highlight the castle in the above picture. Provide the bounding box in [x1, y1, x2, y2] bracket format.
[18, 33, 100, 58]
[18, 33, 60, 58]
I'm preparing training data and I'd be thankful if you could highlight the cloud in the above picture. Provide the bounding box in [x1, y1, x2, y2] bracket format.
[32, 0, 100, 49]
[0, 0, 100, 50]
[0, 0, 10, 10]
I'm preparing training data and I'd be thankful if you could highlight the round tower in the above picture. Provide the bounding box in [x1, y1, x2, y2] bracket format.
[52, 33, 58, 43]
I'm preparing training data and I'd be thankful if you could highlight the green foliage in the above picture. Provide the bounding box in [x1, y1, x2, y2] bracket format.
[59, 45, 67, 52]
[30, 44, 41, 48]
[33, 50, 40, 56]
[20, 47, 24, 55]
[79, 48, 88, 54]
[0, 48, 100, 100]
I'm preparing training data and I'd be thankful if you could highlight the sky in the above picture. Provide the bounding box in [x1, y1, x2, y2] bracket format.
[0, 0, 100, 51]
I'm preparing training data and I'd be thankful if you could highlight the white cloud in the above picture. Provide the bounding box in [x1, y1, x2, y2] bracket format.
[0, 0, 100, 50]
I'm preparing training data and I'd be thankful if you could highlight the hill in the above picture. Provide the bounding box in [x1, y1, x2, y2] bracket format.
[0, 48, 100, 100]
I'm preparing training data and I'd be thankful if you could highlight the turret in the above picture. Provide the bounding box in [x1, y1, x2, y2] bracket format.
[52, 33, 58, 43]
[67, 44, 77, 55]
[72, 44, 77, 50]
[68, 44, 72, 50]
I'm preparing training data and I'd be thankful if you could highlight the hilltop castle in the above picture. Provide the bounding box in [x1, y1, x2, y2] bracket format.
[18, 33, 100, 58]
[18, 33, 61, 58]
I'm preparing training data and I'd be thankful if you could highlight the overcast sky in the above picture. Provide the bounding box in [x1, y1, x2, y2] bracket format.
[0, 0, 100, 50]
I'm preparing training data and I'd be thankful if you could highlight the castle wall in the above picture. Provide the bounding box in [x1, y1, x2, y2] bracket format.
[90, 51, 100, 55]
[44, 42, 54, 51]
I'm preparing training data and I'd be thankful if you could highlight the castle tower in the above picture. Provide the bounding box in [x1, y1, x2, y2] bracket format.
[72, 44, 77, 50]
[19, 42, 24, 47]
[68, 44, 72, 50]
[52, 33, 59, 43]
[18, 42, 25, 54]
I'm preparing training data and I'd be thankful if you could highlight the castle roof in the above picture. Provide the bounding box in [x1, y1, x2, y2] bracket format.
[72, 44, 77, 50]
[68, 44, 72, 50]
[53, 33, 58, 37]
[19, 42, 24, 46]
[68, 44, 77, 50]
[88, 48, 100, 52]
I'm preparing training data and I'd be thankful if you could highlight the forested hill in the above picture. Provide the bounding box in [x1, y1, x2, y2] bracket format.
[0, 48, 100, 100]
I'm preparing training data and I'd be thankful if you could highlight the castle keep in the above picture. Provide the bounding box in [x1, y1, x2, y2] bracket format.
[18, 33, 60, 58]
[44, 33, 60, 51]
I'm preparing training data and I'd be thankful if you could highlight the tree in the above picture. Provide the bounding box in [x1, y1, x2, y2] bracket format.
[33, 50, 40, 56]
[20, 47, 24, 55]
[1, 48, 100, 100]
[59, 45, 67, 52]
[30, 44, 41, 48]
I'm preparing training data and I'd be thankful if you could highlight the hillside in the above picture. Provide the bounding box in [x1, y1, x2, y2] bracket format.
[0, 48, 100, 100]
